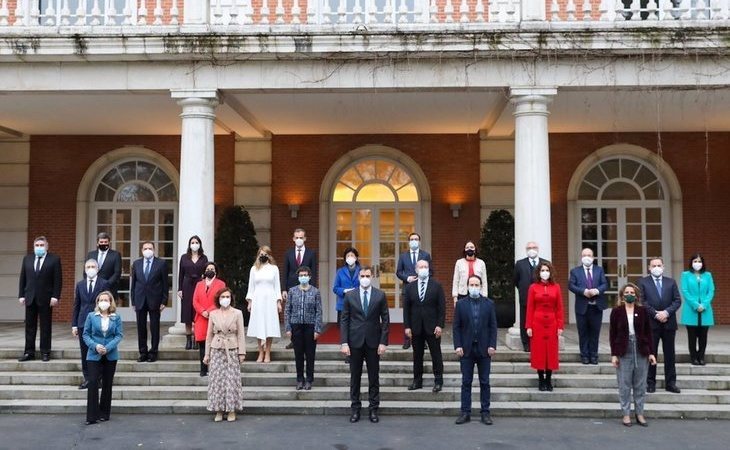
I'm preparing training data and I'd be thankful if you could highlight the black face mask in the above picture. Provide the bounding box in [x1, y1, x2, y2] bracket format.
[465, 249, 476, 257]
[98, 244, 110, 252]
[259, 255, 269, 263]
[204, 270, 216, 279]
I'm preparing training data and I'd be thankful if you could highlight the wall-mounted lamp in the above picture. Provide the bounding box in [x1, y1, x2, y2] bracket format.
[450, 203, 462, 219]
[288, 204, 300, 219]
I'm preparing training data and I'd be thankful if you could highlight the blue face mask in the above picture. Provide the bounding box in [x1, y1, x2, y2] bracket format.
[409, 240, 419, 251]
[298, 276, 310, 286]
[34, 247, 47, 257]
[468, 287, 481, 298]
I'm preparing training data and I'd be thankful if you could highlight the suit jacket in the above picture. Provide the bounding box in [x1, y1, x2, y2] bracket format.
[72, 277, 110, 329]
[340, 287, 389, 349]
[85, 249, 122, 293]
[513, 257, 549, 306]
[637, 275, 682, 330]
[396, 249, 433, 285]
[130, 257, 169, 311]
[82, 312, 124, 361]
[282, 247, 318, 290]
[609, 305, 653, 358]
[452, 296, 498, 357]
[403, 277, 445, 336]
[18, 252, 63, 307]
[568, 263, 609, 314]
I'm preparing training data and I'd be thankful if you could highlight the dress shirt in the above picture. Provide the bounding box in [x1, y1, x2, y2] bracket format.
[627, 308, 635, 335]
[35, 253, 47, 271]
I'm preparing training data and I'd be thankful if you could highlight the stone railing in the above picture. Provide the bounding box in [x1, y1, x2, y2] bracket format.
[0, 0, 728, 28]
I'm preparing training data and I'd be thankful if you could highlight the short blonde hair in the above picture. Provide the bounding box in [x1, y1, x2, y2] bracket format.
[94, 290, 117, 314]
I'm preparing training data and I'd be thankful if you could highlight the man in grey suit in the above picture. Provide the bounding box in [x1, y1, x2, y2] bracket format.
[130, 241, 168, 363]
[340, 266, 389, 424]
[513, 241, 549, 352]
[85, 232, 122, 297]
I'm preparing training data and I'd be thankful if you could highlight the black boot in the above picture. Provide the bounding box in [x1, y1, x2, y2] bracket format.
[537, 370, 546, 391]
[185, 335, 193, 350]
[545, 370, 553, 391]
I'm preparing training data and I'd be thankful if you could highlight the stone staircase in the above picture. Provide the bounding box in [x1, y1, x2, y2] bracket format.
[1, 347, 729, 419]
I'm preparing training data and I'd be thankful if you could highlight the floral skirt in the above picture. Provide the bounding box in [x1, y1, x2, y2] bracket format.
[207, 348, 244, 412]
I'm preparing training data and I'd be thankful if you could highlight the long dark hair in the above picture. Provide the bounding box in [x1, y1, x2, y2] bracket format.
[186, 235, 205, 258]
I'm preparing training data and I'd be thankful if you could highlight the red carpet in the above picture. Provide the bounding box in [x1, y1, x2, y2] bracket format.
[317, 323, 406, 345]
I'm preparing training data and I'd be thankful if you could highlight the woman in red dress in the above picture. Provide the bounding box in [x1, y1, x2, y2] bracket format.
[526, 261, 564, 391]
[193, 262, 226, 376]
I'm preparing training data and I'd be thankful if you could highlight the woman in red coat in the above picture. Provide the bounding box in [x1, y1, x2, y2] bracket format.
[526, 261, 564, 391]
[193, 262, 226, 376]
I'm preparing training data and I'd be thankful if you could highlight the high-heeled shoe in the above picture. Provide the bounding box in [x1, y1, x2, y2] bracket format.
[227, 411, 237, 422]
[622, 416, 632, 427]
[256, 348, 264, 363]
[214, 412, 223, 422]
[635, 414, 648, 427]
[185, 334, 193, 350]
[264, 350, 271, 363]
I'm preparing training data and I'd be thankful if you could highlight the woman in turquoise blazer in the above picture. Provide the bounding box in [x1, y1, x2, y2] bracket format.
[679, 254, 715, 366]
[82, 290, 124, 424]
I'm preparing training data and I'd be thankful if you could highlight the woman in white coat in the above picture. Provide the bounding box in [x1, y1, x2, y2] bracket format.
[452, 240, 489, 307]
[246, 245, 282, 363]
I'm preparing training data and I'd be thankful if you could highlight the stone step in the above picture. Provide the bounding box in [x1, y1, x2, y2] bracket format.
[1, 385, 727, 405]
[2, 399, 729, 419]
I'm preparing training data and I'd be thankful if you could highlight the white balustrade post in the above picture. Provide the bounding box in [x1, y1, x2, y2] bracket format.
[505, 87, 557, 350]
[521, 0, 546, 20]
[0, 1, 8, 26]
[184, 0, 210, 25]
[168, 89, 220, 339]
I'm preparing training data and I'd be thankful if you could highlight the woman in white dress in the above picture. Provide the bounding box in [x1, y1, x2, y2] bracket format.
[246, 245, 282, 363]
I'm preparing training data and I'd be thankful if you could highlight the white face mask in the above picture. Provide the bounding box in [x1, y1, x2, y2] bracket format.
[294, 238, 304, 247]
[650, 266, 664, 278]
[527, 249, 538, 259]
[142, 249, 154, 259]
[540, 271, 551, 281]
[346, 257, 357, 267]
[190, 243, 200, 252]
[409, 239, 420, 251]
[417, 268, 429, 279]
[468, 287, 481, 298]
[85, 268, 98, 279]
[359, 277, 372, 289]
[692, 262, 703, 272]
[219, 296, 231, 308]
[98, 301, 111, 311]
[581, 256, 593, 267]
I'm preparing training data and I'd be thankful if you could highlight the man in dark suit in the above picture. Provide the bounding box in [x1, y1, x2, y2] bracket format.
[340, 266, 389, 424]
[568, 248, 608, 365]
[130, 241, 168, 363]
[85, 231, 122, 296]
[453, 274, 497, 425]
[18, 236, 62, 362]
[513, 241, 548, 352]
[282, 228, 317, 349]
[404, 259, 445, 392]
[396, 232, 432, 349]
[72, 259, 110, 389]
[638, 257, 682, 394]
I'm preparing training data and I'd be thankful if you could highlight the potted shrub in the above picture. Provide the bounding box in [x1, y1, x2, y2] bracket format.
[480, 209, 515, 328]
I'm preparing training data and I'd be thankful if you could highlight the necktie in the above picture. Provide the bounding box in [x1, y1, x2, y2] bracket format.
[35, 256, 41, 273]
[531, 259, 536, 269]
[419, 281, 426, 302]
[655, 278, 662, 296]
[296, 249, 302, 266]
[98, 251, 105, 268]
[363, 290, 369, 314]
[586, 268, 593, 289]
[412, 251, 416, 267]
[88, 280, 93, 296]
[144, 259, 151, 280]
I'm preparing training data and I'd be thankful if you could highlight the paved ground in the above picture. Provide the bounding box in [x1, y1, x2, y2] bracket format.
[0, 414, 727, 450]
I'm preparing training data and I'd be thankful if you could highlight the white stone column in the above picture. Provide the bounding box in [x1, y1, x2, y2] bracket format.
[505, 87, 557, 350]
[166, 89, 220, 340]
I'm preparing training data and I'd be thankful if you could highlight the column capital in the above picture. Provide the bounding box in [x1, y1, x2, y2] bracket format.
[510, 87, 557, 117]
[171, 88, 220, 103]
[171, 89, 220, 119]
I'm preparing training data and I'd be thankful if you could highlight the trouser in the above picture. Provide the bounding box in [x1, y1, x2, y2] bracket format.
[459, 342, 491, 415]
[576, 304, 603, 359]
[412, 331, 443, 384]
[24, 302, 53, 356]
[349, 345, 380, 412]
[87, 356, 117, 422]
[520, 302, 529, 348]
[136, 305, 161, 356]
[292, 323, 317, 382]
[686, 325, 709, 360]
[198, 340, 207, 374]
[617, 334, 649, 416]
[647, 324, 676, 387]
[78, 334, 89, 380]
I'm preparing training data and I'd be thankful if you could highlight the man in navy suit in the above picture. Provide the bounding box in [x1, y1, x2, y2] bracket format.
[85, 232, 122, 297]
[568, 248, 608, 365]
[18, 236, 63, 362]
[453, 275, 497, 426]
[281, 228, 317, 349]
[396, 232, 432, 349]
[638, 257, 682, 394]
[72, 259, 109, 389]
[513, 241, 548, 352]
[130, 241, 168, 362]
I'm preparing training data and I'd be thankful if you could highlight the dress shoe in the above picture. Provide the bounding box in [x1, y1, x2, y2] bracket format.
[546, 381, 554, 392]
[296, 381, 304, 390]
[691, 358, 700, 366]
[78, 380, 89, 390]
[432, 383, 442, 393]
[227, 411, 237, 422]
[622, 419, 632, 427]
[99, 416, 109, 422]
[407, 381, 423, 391]
[402, 342, 411, 350]
[17, 354, 35, 362]
[665, 385, 681, 394]
[41, 354, 50, 362]
[523, 345, 530, 353]
[581, 357, 589, 365]
[185, 335, 193, 350]
[455, 414, 471, 425]
[285, 341, 294, 350]
[349, 410, 360, 423]
[137, 354, 148, 363]
[480, 414, 493, 425]
[85, 420, 97, 425]
[304, 381, 312, 390]
[147, 354, 158, 363]
[344, 356, 351, 365]
[200, 369, 208, 377]
[369, 410, 379, 423]
[538, 380, 547, 391]
[646, 384, 656, 393]
[699, 358, 706, 366]
[635, 415, 648, 427]
[590, 357, 599, 365]
[214, 412, 223, 422]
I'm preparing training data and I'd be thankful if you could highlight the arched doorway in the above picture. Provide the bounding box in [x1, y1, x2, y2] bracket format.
[567, 145, 683, 323]
[320, 145, 431, 322]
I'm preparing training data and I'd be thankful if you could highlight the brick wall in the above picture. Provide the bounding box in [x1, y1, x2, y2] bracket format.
[271, 134, 481, 323]
[28, 134, 235, 322]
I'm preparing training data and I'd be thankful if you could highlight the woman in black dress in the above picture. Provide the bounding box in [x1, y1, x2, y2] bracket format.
[178, 235, 208, 349]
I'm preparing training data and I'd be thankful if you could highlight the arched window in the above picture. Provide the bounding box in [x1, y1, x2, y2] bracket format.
[333, 160, 419, 202]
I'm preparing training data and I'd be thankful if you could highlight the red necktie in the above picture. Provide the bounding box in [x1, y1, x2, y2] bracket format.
[296, 249, 302, 266]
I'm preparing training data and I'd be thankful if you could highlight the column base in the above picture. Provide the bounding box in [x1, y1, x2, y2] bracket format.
[161, 322, 188, 349]
[505, 326, 523, 350]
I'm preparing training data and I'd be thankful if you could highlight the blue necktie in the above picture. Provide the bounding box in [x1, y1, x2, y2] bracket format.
[655, 278, 662, 297]
[144, 259, 151, 280]
[363, 290, 369, 314]
[419, 281, 426, 302]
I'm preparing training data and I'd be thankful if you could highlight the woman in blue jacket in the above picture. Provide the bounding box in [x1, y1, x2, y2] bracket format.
[82, 290, 124, 424]
[679, 253, 715, 366]
[332, 247, 360, 363]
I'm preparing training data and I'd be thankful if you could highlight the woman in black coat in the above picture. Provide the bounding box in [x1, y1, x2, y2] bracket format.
[178, 235, 208, 349]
